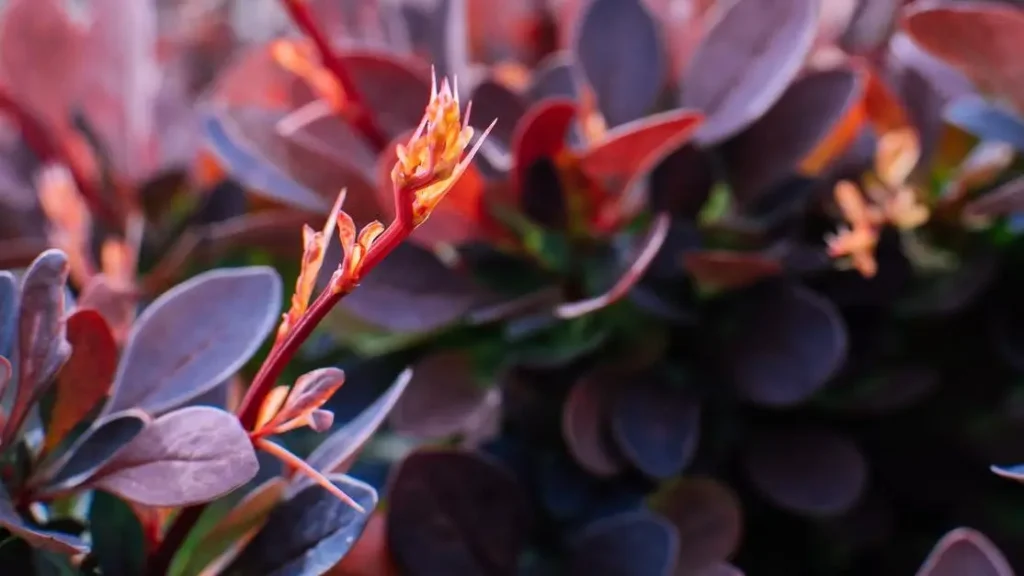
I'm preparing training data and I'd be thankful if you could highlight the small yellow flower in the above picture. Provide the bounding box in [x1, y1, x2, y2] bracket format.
[391, 71, 495, 227]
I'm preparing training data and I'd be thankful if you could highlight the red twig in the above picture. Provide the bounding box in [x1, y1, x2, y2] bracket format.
[0, 91, 122, 231]
[280, 0, 390, 151]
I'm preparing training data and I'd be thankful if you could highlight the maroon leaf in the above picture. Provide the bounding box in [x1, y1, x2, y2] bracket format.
[344, 51, 433, 140]
[562, 370, 627, 477]
[680, 0, 818, 145]
[725, 283, 848, 407]
[743, 428, 868, 518]
[511, 99, 577, 200]
[104, 266, 282, 416]
[389, 351, 494, 440]
[722, 68, 864, 206]
[387, 449, 530, 575]
[44, 309, 118, 455]
[262, 367, 346, 435]
[915, 528, 1014, 576]
[4, 249, 71, 444]
[573, 0, 665, 127]
[469, 78, 528, 154]
[681, 251, 784, 292]
[91, 406, 259, 507]
[651, 477, 743, 576]
[0, 484, 87, 555]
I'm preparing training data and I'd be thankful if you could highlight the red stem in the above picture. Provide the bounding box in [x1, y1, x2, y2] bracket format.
[280, 0, 390, 152]
[0, 90, 122, 231]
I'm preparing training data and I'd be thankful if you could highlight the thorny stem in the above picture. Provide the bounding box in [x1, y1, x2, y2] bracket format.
[279, 0, 390, 152]
[0, 91, 123, 232]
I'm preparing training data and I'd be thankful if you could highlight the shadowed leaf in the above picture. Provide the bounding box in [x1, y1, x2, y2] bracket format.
[568, 510, 679, 576]
[87, 490, 146, 576]
[43, 310, 117, 454]
[0, 270, 15, 358]
[5, 249, 72, 443]
[610, 372, 700, 479]
[915, 527, 1013, 576]
[0, 485, 87, 555]
[743, 429, 868, 518]
[104, 266, 282, 416]
[943, 95, 1024, 154]
[680, 0, 818, 144]
[35, 409, 150, 493]
[725, 283, 848, 407]
[344, 51, 433, 140]
[91, 406, 259, 507]
[387, 449, 530, 576]
[648, 144, 715, 219]
[965, 175, 1024, 218]
[528, 51, 579, 103]
[681, 251, 783, 292]
[389, 351, 491, 440]
[511, 99, 577, 201]
[262, 368, 345, 435]
[722, 68, 863, 205]
[562, 370, 627, 477]
[574, 0, 665, 127]
[226, 475, 378, 576]
[650, 477, 743, 576]
[469, 78, 528, 151]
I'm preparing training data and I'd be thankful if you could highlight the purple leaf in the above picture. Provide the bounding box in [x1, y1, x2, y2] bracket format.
[680, 0, 818, 145]
[0, 269, 15, 359]
[91, 406, 259, 507]
[915, 528, 1014, 576]
[0, 485, 87, 555]
[725, 283, 848, 407]
[528, 51, 579, 104]
[104, 266, 282, 416]
[722, 68, 864, 206]
[389, 351, 493, 440]
[562, 370, 627, 477]
[965, 175, 1024, 218]
[4, 249, 71, 444]
[610, 373, 700, 480]
[33, 409, 150, 493]
[292, 368, 412, 496]
[469, 78, 528, 153]
[574, 0, 665, 127]
[568, 510, 679, 576]
[226, 474, 378, 576]
[387, 449, 530, 575]
[651, 477, 743, 576]
[743, 428, 868, 518]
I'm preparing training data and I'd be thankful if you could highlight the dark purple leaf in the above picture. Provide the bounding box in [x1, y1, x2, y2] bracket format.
[91, 406, 259, 507]
[522, 157, 569, 229]
[226, 474, 378, 576]
[830, 366, 939, 415]
[34, 409, 150, 494]
[528, 51, 579, 104]
[943, 95, 1024, 154]
[4, 249, 71, 444]
[262, 367, 346, 434]
[344, 52, 432, 140]
[574, 0, 665, 127]
[296, 368, 412, 493]
[0, 485, 87, 555]
[338, 243, 496, 333]
[650, 477, 743, 576]
[722, 68, 863, 206]
[610, 374, 700, 480]
[915, 528, 1013, 576]
[387, 449, 530, 576]
[725, 283, 848, 407]
[568, 510, 679, 576]
[389, 351, 492, 440]
[991, 463, 1024, 484]
[680, 0, 818, 144]
[648, 144, 715, 219]
[470, 78, 528, 151]
[898, 250, 1000, 316]
[965, 175, 1024, 218]
[104, 266, 282, 416]
[562, 371, 627, 477]
[0, 270, 15, 358]
[743, 429, 868, 517]
[201, 107, 332, 213]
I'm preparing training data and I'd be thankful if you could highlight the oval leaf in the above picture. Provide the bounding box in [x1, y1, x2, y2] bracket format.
[225, 474, 378, 576]
[104, 266, 282, 416]
[35, 409, 150, 493]
[725, 283, 848, 407]
[680, 0, 818, 144]
[915, 527, 1014, 576]
[387, 449, 530, 575]
[650, 477, 743, 575]
[528, 51, 579, 104]
[389, 351, 491, 440]
[562, 371, 627, 477]
[574, 0, 665, 127]
[568, 510, 679, 576]
[91, 406, 259, 507]
[743, 428, 868, 518]
[610, 373, 700, 480]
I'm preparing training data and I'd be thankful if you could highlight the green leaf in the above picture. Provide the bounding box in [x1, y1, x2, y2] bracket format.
[87, 491, 146, 576]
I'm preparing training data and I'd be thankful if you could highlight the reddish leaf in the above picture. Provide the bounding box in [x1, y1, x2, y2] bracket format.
[262, 367, 346, 435]
[651, 477, 743, 576]
[91, 406, 259, 507]
[43, 309, 117, 455]
[511, 99, 577, 199]
[682, 251, 784, 292]
[902, 2, 1024, 113]
[390, 351, 495, 441]
[562, 370, 627, 477]
[77, 274, 136, 343]
[343, 51, 433, 141]
[915, 528, 1013, 576]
